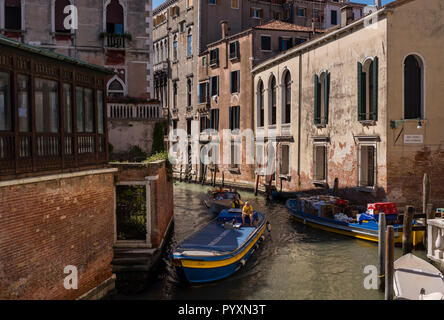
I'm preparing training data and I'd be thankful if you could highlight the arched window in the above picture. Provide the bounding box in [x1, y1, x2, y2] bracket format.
[187, 29, 193, 57]
[257, 80, 264, 127]
[54, 0, 71, 33]
[5, 0, 22, 30]
[282, 71, 291, 124]
[269, 75, 276, 126]
[358, 57, 378, 121]
[106, 0, 124, 34]
[107, 77, 125, 97]
[160, 42, 164, 62]
[187, 78, 192, 107]
[173, 34, 178, 61]
[404, 54, 424, 119]
[314, 70, 330, 125]
[173, 81, 178, 108]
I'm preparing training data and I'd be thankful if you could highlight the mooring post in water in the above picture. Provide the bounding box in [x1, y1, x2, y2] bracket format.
[221, 171, 225, 188]
[378, 213, 386, 291]
[402, 206, 414, 255]
[255, 174, 260, 196]
[423, 173, 430, 216]
[425, 203, 435, 249]
[385, 225, 395, 300]
[333, 178, 339, 195]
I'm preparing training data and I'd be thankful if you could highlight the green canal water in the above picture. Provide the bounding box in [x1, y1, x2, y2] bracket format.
[116, 182, 427, 300]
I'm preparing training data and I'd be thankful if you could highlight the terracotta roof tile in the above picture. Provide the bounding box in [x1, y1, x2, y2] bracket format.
[253, 20, 325, 33]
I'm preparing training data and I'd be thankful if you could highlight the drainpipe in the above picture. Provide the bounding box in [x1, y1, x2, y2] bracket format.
[297, 53, 302, 188]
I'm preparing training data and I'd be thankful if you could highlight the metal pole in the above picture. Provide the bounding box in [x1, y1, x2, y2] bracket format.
[385, 225, 395, 300]
[378, 213, 386, 291]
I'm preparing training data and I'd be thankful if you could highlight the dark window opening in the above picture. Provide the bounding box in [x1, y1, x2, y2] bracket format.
[106, 0, 124, 34]
[230, 70, 240, 94]
[229, 106, 240, 130]
[261, 36, 271, 51]
[404, 55, 423, 119]
[55, 0, 71, 33]
[5, 0, 21, 30]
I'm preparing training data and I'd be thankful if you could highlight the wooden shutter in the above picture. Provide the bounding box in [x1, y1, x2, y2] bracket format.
[259, 9, 264, 18]
[216, 109, 219, 130]
[324, 72, 330, 124]
[372, 57, 378, 121]
[229, 107, 233, 130]
[357, 62, 363, 121]
[237, 71, 240, 93]
[314, 74, 319, 124]
[236, 106, 240, 129]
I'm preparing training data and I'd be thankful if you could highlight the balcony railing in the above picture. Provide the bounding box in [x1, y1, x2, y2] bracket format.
[106, 34, 126, 49]
[108, 103, 164, 120]
[154, 61, 169, 73]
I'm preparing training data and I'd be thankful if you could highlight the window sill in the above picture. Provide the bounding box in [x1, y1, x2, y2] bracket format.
[279, 174, 291, 181]
[315, 123, 327, 129]
[229, 56, 240, 62]
[187, 55, 193, 60]
[313, 180, 328, 188]
[359, 120, 377, 126]
[228, 167, 241, 174]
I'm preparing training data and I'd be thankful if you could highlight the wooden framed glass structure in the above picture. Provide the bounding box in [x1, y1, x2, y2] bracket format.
[0, 36, 114, 181]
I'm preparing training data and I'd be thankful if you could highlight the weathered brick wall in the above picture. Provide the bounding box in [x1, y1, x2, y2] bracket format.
[0, 171, 115, 300]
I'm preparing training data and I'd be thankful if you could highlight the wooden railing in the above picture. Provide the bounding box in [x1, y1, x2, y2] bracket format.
[108, 103, 163, 120]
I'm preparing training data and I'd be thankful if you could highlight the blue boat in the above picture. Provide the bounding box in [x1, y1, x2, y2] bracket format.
[171, 208, 267, 283]
[286, 199, 425, 245]
[203, 188, 242, 214]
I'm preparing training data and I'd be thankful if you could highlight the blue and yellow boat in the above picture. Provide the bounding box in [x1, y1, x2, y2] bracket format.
[286, 199, 424, 245]
[171, 208, 267, 283]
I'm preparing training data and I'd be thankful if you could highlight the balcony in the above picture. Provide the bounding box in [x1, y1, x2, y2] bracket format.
[108, 103, 164, 120]
[153, 61, 169, 74]
[103, 33, 127, 49]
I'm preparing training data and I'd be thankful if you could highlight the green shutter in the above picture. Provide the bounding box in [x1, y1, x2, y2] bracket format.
[357, 62, 363, 121]
[236, 106, 240, 129]
[324, 72, 330, 124]
[229, 107, 233, 130]
[372, 57, 378, 121]
[216, 109, 219, 130]
[314, 74, 319, 124]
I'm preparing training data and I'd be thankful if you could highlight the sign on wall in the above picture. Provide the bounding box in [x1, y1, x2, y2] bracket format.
[404, 134, 424, 144]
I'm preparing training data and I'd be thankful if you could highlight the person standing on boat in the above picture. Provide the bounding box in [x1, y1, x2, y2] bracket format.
[242, 201, 254, 226]
[232, 195, 243, 209]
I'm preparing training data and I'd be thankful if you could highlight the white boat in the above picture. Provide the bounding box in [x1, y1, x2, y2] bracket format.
[394, 253, 444, 300]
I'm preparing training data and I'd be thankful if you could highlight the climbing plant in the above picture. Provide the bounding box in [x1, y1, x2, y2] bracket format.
[151, 122, 166, 155]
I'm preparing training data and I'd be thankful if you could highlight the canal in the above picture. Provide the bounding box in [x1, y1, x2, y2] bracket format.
[116, 182, 427, 300]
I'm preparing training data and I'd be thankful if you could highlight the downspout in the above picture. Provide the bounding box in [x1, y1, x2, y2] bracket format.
[297, 53, 302, 188]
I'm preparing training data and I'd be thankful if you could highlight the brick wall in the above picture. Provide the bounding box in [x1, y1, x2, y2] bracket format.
[0, 171, 116, 300]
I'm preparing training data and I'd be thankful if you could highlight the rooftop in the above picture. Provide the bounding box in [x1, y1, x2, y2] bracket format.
[253, 20, 325, 33]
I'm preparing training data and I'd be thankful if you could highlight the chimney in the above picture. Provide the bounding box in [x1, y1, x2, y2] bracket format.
[340, 5, 354, 28]
[375, 0, 382, 8]
[220, 20, 228, 39]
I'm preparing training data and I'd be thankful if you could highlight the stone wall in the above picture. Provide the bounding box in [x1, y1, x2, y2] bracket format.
[0, 169, 117, 300]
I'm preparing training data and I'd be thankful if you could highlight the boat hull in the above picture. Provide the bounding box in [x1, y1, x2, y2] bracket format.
[173, 219, 266, 283]
[288, 206, 424, 245]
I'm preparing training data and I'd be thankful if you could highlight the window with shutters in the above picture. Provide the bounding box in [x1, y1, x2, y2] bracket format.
[0, 72, 12, 131]
[5, 0, 22, 30]
[313, 144, 327, 182]
[173, 34, 178, 60]
[358, 145, 376, 188]
[230, 139, 241, 168]
[200, 115, 209, 132]
[187, 78, 192, 107]
[209, 109, 219, 130]
[279, 37, 293, 51]
[230, 70, 240, 94]
[186, 118, 192, 136]
[261, 36, 272, 51]
[257, 80, 265, 127]
[54, 0, 71, 33]
[314, 71, 330, 126]
[187, 29, 193, 57]
[279, 144, 290, 176]
[251, 8, 263, 19]
[269, 75, 277, 126]
[198, 82, 209, 104]
[229, 106, 240, 131]
[357, 57, 378, 122]
[106, 0, 124, 34]
[173, 82, 178, 108]
[404, 54, 424, 120]
[209, 48, 219, 67]
[282, 71, 291, 124]
[210, 76, 219, 97]
[231, 0, 239, 9]
[229, 41, 240, 60]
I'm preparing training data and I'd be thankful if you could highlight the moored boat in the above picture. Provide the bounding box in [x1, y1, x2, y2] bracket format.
[203, 188, 242, 214]
[171, 208, 267, 283]
[286, 197, 424, 245]
[394, 253, 444, 300]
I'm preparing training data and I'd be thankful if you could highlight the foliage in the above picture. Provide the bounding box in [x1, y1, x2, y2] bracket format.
[143, 151, 173, 182]
[116, 186, 147, 241]
[128, 145, 148, 162]
[151, 122, 166, 155]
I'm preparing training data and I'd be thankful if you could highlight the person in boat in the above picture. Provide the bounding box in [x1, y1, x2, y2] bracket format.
[232, 195, 243, 209]
[242, 201, 254, 226]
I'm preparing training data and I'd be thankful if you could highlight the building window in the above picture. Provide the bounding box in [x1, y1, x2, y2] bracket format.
[231, 0, 239, 9]
[229, 41, 239, 60]
[230, 139, 240, 168]
[251, 8, 263, 19]
[63, 84, 73, 134]
[404, 55, 424, 119]
[5, 0, 22, 30]
[17, 74, 30, 132]
[229, 106, 240, 130]
[269, 75, 276, 126]
[55, 0, 71, 33]
[173, 35, 178, 60]
[107, 78, 125, 97]
[230, 70, 240, 94]
[173, 82, 178, 108]
[210, 109, 219, 130]
[295, 38, 306, 45]
[314, 71, 330, 126]
[209, 0, 216, 5]
[106, 0, 124, 34]
[298, 8, 307, 17]
[279, 37, 293, 51]
[187, 78, 192, 107]
[331, 10, 338, 25]
[358, 58, 378, 121]
[210, 76, 219, 97]
[280, 144, 290, 176]
[76, 87, 94, 133]
[186, 118, 192, 135]
[261, 36, 271, 51]
[200, 115, 209, 132]
[198, 82, 209, 104]
[257, 80, 264, 127]
[359, 145, 376, 188]
[0, 72, 12, 131]
[283, 71, 291, 124]
[187, 29, 193, 56]
[209, 48, 219, 66]
[35, 78, 59, 134]
[313, 144, 327, 182]
[97, 90, 104, 134]
[172, 119, 178, 130]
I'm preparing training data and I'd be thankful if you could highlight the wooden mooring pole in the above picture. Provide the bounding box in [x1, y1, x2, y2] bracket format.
[385, 225, 395, 300]
[425, 203, 435, 249]
[423, 173, 430, 216]
[254, 174, 260, 196]
[378, 213, 386, 291]
[402, 206, 414, 255]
